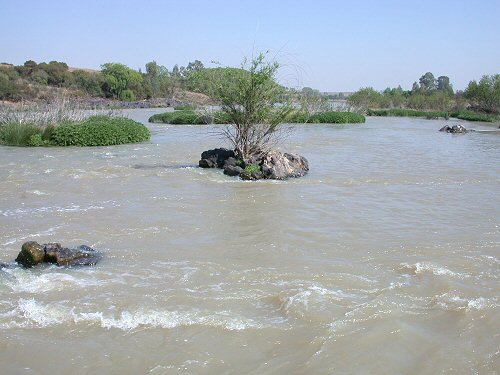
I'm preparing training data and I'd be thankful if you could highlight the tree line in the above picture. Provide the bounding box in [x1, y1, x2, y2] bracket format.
[0, 59, 208, 102]
[347, 72, 500, 114]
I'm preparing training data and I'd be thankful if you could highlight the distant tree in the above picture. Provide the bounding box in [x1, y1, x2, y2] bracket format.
[411, 81, 420, 94]
[418, 72, 437, 92]
[72, 70, 105, 97]
[15, 60, 38, 78]
[300, 87, 316, 96]
[144, 61, 173, 98]
[464, 74, 500, 113]
[437, 76, 453, 94]
[171, 64, 181, 77]
[382, 85, 405, 107]
[101, 63, 143, 99]
[39, 61, 70, 87]
[31, 69, 49, 85]
[185, 60, 204, 75]
[348, 87, 385, 109]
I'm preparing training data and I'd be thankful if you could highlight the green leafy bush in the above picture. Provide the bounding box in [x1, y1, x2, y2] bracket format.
[148, 110, 238, 125]
[148, 110, 208, 124]
[288, 111, 365, 124]
[244, 164, 261, 173]
[51, 116, 150, 146]
[174, 104, 197, 110]
[366, 108, 497, 122]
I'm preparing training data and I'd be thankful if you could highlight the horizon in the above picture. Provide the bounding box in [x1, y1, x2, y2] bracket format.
[1, 0, 499, 92]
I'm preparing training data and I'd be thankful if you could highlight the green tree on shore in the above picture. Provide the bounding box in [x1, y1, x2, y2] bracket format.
[101, 63, 143, 100]
[464, 74, 500, 113]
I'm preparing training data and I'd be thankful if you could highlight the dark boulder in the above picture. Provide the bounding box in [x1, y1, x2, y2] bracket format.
[15, 241, 46, 267]
[15, 241, 101, 268]
[199, 148, 235, 168]
[44, 243, 102, 266]
[224, 165, 244, 176]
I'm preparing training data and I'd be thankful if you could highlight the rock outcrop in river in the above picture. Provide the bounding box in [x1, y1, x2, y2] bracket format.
[15, 241, 102, 268]
[439, 124, 470, 133]
[199, 148, 309, 180]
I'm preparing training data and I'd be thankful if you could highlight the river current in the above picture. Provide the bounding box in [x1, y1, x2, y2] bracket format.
[0, 109, 498, 374]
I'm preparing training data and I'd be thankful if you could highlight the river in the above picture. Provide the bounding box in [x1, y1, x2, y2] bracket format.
[0, 109, 498, 374]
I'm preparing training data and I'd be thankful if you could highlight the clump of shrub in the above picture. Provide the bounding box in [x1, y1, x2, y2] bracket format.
[51, 116, 150, 146]
[148, 110, 233, 125]
[148, 110, 207, 124]
[455, 110, 497, 122]
[244, 164, 261, 174]
[1, 116, 150, 147]
[366, 108, 497, 122]
[0, 123, 44, 146]
[174, 104, 197, 111]
[287, 111, 365, 124]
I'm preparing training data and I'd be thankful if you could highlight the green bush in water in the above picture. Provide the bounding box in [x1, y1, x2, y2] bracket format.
[148, 111, 208, 124]
[366, 108, 497, 122]
[148, 110, 233, 125]
[288, 111, 365, 124]
[51, 116, 150, 146]
[174, 104, 197, 110]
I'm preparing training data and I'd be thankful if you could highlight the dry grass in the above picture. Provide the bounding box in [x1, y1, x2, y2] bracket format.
[0, 97, 112, 127]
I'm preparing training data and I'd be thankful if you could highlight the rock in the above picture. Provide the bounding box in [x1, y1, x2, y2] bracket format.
[224, 165, 244, 176]
[261, 151, 309, 180]
[223, 157, 237, 168]
[199, 158, 216, 168]
[199, 148, 235, 168]
[15, 241, 46, 267]
[15, 241, 101, 268]
[199, 148, 308, 180]
[44, 243, 102, 266]
[439, 124, 468, 133]
[240, 170, 264, 180]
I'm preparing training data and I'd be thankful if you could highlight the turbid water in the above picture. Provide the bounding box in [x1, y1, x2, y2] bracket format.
[0, 110, 499, 374]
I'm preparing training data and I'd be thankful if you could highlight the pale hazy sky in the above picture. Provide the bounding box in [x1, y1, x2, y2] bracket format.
[1, 0, 499, 91]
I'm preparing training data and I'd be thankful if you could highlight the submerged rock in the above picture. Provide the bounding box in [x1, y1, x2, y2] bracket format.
[439, 124, 469, 133]
[199, 148, 309, 180]
[15, 241, 101, 268]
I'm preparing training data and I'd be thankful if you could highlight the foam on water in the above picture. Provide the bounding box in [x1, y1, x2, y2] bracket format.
[398, 262, 466, 278]
[1, 267, 102, 293]
[1, 298, 270, 331]
[0, 200, 119, 218]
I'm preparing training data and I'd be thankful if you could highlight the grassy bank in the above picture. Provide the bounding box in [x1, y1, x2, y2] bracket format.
[367, 108, 498, 122]
[0, 116, 150, 147]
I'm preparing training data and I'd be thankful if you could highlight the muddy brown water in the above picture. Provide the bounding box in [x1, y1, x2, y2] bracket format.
[0, 110, 499, 374]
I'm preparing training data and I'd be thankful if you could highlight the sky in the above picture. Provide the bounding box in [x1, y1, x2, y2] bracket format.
[1, 0, 499, 92]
